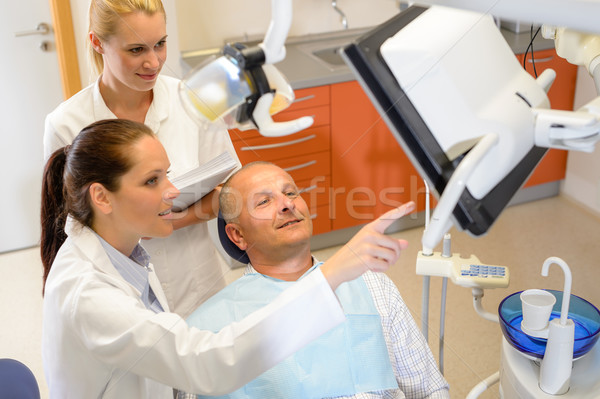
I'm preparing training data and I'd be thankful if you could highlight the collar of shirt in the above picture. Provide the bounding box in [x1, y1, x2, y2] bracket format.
[95, 234, 163, 313]
[91, 75, 169, 133]
[144, 75, 169, 133]
[244, 256, 319, 280]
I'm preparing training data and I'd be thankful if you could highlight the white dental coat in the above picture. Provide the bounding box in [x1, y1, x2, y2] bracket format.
[43, 75, 241, 318]
[42, 218, 345, 399]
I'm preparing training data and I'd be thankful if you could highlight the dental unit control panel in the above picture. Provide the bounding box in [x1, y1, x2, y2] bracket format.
[416, 251, 509, 290]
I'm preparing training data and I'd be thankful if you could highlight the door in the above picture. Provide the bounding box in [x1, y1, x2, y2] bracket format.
[0, 1, 63, 253]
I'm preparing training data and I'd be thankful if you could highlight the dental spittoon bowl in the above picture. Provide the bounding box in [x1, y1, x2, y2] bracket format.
[499, 289, 600, 359]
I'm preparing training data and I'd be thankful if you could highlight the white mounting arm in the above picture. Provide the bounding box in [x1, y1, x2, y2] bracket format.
[543, 26, 600, 93]
[253, 0, 314, 136]
[422, 133, 499, 250]
[259, 0, 292, 64]
[531, 26, 600, 152]
[533, 98, 600, 153]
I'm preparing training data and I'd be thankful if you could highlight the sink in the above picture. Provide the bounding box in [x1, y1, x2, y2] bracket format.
[311, 47, 346, 66]
[289, 28, 370, 70]
[296, 36, 359, 70]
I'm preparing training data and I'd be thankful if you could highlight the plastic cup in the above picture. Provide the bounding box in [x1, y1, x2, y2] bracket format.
[521, 289, 556, 331]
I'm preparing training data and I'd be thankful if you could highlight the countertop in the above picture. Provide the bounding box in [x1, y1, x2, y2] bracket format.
[180, 25, 555, 90]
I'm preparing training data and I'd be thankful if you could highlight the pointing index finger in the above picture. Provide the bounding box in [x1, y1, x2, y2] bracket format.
[371, 201, 416, 234]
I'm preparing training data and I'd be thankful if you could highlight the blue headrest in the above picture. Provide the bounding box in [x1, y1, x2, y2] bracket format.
[217, 211, 250, 264]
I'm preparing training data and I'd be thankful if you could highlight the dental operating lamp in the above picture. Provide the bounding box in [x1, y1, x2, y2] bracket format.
[179, 0, 313, 137]
[340, 4, 600, 251]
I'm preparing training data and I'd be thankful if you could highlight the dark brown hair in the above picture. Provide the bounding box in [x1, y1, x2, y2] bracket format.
[40, 119, 155, 294]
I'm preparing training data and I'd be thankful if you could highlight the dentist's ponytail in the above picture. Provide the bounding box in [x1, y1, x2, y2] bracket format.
[40, 148, 68, 294]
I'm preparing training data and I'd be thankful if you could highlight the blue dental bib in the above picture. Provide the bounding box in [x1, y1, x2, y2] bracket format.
[186, 264, 398, 398]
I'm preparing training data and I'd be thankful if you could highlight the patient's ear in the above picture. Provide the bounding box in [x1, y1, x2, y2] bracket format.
[225, 223, 248, 250]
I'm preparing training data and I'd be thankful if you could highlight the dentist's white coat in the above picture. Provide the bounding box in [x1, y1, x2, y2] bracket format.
[42, 218, 345, 398]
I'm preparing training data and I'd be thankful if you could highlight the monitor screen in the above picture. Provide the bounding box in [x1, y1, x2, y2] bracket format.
[340, 5, 547, 239]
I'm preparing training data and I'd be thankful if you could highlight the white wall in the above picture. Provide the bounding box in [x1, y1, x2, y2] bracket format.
[561, 67, 600, 215]
[174, 0, 400, 52]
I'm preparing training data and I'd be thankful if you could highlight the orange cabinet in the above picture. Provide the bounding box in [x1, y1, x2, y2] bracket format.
[517, 48, 577, 187]
[330, 81, 427, 230]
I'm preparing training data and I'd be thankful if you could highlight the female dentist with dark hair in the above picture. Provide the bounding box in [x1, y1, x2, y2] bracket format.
[40, 119, 410, 398]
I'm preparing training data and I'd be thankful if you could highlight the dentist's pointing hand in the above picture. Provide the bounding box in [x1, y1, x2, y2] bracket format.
[321, 201, 416, 290]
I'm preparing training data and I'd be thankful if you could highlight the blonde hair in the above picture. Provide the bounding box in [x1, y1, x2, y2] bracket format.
[88, 0, 166, 78]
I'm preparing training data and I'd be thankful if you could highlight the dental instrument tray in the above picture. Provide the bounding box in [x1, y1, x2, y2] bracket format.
[498, 290, 600, 359]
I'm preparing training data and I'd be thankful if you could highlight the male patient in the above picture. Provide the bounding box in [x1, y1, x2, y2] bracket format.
[182, 162, 449, 399]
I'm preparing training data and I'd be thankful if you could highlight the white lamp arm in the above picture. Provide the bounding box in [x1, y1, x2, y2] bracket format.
[259, 0, 292, 64]
[251, 93, 314, 137]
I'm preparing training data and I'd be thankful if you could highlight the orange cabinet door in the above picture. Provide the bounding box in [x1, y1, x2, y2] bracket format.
[331, 81, 427, 230]
[296, 176, 332, 234]
[309, 204, 332, 236]
[517, 48, 577, 187]
[232, 125, 330, 165]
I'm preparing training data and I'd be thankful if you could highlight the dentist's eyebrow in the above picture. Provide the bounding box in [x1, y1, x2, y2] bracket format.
[127, 35, 168, 47]
[142, 168, 167, 177]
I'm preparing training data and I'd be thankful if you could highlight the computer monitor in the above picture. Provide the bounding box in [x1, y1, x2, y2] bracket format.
[340, 5, 548, 248]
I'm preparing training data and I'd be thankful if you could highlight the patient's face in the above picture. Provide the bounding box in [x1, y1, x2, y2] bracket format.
[232, 164, 312, 257]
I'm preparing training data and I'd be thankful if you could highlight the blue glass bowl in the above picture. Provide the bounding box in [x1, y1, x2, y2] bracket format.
[498, 290, 600, 359]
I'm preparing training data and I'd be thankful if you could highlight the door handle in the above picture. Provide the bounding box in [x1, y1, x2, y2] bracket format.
[240, 134, 317, 151]
[15, 22, 51, 37]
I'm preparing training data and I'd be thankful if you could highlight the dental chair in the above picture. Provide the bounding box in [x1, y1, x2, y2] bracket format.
[216, 211, 250, 265]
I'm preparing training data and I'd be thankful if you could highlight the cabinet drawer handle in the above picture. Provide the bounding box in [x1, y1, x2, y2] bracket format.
[299, 184, 318, 194]
[293, 94, 316, 104]
[283, 160, 317, 173]
[526, 56, 553, 64]
[240, 134, 316, 151]
[310, 213, 318, 220]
